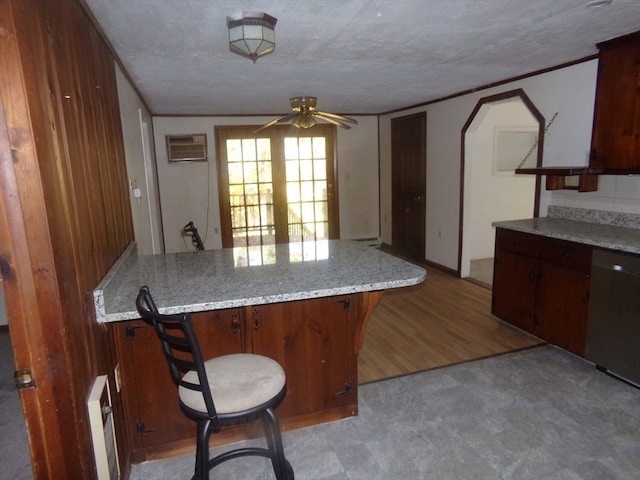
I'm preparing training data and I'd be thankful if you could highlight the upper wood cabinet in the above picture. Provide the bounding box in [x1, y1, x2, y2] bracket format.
[517, 30, 640, 188]
[590, 31, 640, 171]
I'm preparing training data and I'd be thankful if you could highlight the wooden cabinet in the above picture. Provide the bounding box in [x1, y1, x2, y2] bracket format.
[492, 228, 592, 356]
[590, 31, 640, 171]
[248, 298, 358, 420]
[492, 247, 537, 333]
[112, 294, 365, 461]
[112, 309, 245, 459]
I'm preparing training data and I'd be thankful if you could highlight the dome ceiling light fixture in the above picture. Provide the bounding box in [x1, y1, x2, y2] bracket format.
[226, 12, 277, 63]
[253, 97, 358, 133]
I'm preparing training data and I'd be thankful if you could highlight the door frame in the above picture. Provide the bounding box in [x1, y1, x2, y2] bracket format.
[459, 88, 544, 275]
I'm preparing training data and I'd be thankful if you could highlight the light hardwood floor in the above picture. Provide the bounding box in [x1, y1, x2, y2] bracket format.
[358, 266, 543, 384]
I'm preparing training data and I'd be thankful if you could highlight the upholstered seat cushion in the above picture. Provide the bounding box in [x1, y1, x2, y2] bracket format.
[178, 353, 286, 415]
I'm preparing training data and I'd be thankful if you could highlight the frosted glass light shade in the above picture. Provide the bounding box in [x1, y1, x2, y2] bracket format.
[227, 12, 277, 63]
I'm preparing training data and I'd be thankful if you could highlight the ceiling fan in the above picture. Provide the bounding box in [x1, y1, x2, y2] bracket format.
[253, 97, 358, 133]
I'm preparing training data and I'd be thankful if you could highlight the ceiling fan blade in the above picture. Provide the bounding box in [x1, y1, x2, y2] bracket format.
[315, 111, 358, 124]
[314, 113, 352, 129]
[252, 113, 297, 134]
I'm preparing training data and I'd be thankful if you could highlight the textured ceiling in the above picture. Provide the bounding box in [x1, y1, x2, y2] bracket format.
[83, 0, 640, 116]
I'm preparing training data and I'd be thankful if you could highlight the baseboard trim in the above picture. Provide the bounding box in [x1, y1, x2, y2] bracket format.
[379, 243, 458, 277]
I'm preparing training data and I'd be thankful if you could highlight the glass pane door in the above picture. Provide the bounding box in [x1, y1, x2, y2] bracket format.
[226, 138, 274, 247]
[284, 136, 329, 243]
[216, 125, 338, 249]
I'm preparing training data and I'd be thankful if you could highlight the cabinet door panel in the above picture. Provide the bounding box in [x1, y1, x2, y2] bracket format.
[495, 228, 539, 257]
[535, 263, 589, 356]
[114, 309, 244, 450]
[492, 250, 537, 332]
[591, 35, 640, 170]
[114, 320, 193, 449]
[538, 237, 592, 274]
[248, 296, 354, 418]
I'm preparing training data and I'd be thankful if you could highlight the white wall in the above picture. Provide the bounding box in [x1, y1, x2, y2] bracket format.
[550, 175, 640, 214]
[152, 116, 379, 253]
[379, 59, 640, 272]
[465, 100, 537, 265]
[121, 59, 640, 265]
[115, 65, 164, 255]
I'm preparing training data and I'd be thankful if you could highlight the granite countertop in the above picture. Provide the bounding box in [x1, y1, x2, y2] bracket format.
[492, 217, 640, 255]
[93, 240, 426, 323]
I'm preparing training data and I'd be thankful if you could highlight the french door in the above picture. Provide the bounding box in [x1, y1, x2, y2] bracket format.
[216, 125, 339, 253]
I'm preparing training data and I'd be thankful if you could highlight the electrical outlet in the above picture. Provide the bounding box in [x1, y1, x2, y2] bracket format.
[114, 363, 121, 393]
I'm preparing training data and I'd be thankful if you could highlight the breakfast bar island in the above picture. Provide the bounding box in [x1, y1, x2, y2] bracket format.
[94, 240, 425, 462]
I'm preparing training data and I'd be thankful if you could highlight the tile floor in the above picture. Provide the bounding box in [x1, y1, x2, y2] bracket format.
[130, 345, 640, 480]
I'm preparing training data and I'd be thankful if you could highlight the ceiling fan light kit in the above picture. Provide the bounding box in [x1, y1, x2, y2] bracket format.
[254, 97, 358, 133]
[226, 12, 277, 63]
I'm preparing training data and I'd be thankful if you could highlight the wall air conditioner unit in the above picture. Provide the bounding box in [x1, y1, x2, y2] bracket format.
[166, 134, 207, 162]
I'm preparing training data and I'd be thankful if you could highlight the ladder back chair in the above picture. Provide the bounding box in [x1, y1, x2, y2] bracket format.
[135, 286, 294, 480]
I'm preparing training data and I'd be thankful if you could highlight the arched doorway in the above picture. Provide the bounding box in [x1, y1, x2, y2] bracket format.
[459, 89, 544, 285]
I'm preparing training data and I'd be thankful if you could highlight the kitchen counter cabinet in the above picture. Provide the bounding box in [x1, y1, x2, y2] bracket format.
[112, 294, 377, 462]
[492, 245, 537, 333]
[492, 228, 592, 356]
[112, 309, 246, 460]
[96, 240, 424, 462]
[248, 294, 369, 421]
[534, 262, 589, 357]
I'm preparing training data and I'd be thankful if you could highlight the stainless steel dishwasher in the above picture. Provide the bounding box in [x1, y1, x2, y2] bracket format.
[586, 249, 640, 387]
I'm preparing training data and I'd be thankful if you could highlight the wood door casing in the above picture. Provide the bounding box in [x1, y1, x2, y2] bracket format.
[391, 112, 426, 262]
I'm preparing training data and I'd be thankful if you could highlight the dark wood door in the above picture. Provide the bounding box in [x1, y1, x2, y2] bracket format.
[391, 113, 426, 262]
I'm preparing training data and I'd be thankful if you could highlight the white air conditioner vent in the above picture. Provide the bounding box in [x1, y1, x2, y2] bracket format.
[166, 134, 207, 162]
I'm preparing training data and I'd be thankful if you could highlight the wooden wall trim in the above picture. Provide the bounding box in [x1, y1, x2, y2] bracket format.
[0, 0, 135, 477]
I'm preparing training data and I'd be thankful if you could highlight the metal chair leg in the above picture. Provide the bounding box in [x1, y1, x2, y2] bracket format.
[262, 407, 291, 480]
[193, 419, 212, 480]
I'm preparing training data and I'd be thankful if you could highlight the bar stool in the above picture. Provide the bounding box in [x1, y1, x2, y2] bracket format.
[136, 286, 294, 480]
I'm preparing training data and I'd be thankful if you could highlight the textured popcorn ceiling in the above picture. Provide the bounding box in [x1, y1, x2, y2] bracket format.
[84, 0, 640, 116]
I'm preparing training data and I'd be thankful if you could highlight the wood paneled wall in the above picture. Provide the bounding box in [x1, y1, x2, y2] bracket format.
[0, 0, 133, 477]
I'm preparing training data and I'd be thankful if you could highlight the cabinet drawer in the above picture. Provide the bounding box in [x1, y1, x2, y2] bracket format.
[495, 228, 539, 257]
[538, 237, 593, 274]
